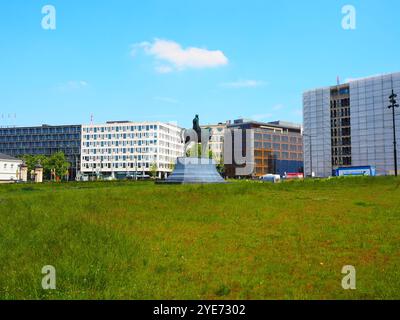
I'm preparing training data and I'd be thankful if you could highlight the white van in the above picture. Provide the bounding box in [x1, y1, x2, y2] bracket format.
[260, 174, 281, 183]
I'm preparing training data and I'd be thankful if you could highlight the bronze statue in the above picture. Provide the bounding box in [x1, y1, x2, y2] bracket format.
[192, 114, 202, 143]
[183, 114, 211, 144]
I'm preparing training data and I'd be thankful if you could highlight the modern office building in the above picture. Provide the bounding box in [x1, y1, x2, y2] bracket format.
[225, 119, 304, 178]
[0, 125, 81, 178]
[81, 121, 184, 179]
[303, 72, 400, 177]
[200, 122, 227, 163]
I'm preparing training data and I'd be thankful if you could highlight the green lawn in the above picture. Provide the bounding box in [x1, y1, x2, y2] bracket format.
[0, 177, 399, 300]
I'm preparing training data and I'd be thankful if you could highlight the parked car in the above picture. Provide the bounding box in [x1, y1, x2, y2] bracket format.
[260, 174, 281, 183]
[283, 173, 304, 180]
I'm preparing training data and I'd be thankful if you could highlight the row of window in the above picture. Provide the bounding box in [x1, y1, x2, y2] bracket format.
[0, 148, 80, 155]
[2, 163, 16, 170]
[82, 147, 181, 156]
[83, 140, 158, 148]
[254, 133, 302, 144]
[255, 151, 303, 160]
[255, 142, 303, 152]
[331, 108, 351, 118]
[83, 134, 181, 143]
[82, 162, 172, 170]
[83, 154, 156, 162]
[83, 124, 180, 134]
[332, 147, 352, 156]
[83, 125, 160, 133]
[330, 98, 350, 109]
[331, 87, 350, 96]
[0, 134, 80, 141]
[0, 141, 80, 148]
[0, 127, 81, 135]
[83, 132, 158, 140]
[331, 137, 351, 146]
[332, 157, 352, 166]
[331, 118, 351, 127]
[331, 128, 351, 137]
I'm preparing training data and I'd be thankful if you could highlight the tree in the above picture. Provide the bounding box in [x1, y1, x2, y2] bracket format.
[21, 154, 49, 180]
[21, 155, 36, 173]
[150, 162, 158, 179]
[186, 143, 213, 159]
[208, 149, 214, 160]
[48, 152, 70, 181]
[217, 157, 225, 176]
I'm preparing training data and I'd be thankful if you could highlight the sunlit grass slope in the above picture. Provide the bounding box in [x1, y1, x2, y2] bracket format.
[0, 177, 399, 299]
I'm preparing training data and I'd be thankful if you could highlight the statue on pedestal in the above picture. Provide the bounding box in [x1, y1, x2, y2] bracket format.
[159, 115, 225, 184]
[184, 114, 211, 144]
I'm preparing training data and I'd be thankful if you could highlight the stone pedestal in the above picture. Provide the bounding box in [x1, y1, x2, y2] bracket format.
[159, 157, 226, 184]
[19, 164, 28, 182]
[34, 165, 43, 183]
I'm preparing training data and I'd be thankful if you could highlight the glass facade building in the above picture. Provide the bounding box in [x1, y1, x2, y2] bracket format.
[0, 125, 81, 178]
[303, 72, 400, 177]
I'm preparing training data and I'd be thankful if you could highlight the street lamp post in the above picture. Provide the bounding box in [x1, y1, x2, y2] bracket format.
[388, 89, 399, 176]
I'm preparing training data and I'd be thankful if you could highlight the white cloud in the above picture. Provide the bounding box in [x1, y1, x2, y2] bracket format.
[132, 39, 228, 72]
[220, 80, 267, 88]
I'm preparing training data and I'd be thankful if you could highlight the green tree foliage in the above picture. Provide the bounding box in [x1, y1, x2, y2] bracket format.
[217, 157, 225, 175]
[21, 152, 70, 181]
[150, 162, 158, 178]
[48, 152, 71, 181]
[186, 143, 213, 159]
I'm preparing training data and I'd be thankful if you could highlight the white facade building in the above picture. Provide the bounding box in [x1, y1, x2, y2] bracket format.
[81, 121, 184, 178]
[303, 72, 400, 177]
[201, 123, 226, 163]
[0, 153, 23, 182]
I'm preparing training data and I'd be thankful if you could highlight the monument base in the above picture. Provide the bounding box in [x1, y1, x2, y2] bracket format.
[158, 157, 226, 184]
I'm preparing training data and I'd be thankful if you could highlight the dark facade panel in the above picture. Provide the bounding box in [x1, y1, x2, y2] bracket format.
[0, 125, 82, 178]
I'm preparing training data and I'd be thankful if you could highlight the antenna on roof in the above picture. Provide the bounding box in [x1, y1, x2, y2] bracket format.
[337, 76, 340, 86]
[90, 113, 94, 125]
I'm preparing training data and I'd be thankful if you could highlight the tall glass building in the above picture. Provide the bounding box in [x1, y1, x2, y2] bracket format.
[0, 124, 81, 178]
[303, 72, 400, 177]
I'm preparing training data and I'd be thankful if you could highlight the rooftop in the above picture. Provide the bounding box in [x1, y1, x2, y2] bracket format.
[228, 119, 302, 131]
[0, 153, 21, 161]
[304, 71, 400, 93]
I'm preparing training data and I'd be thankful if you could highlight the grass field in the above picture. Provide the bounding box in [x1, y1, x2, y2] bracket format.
[0, 177, 399, 300]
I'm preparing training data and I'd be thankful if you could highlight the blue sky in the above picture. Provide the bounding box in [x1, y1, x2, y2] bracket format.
[0, 0, 399, 128]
